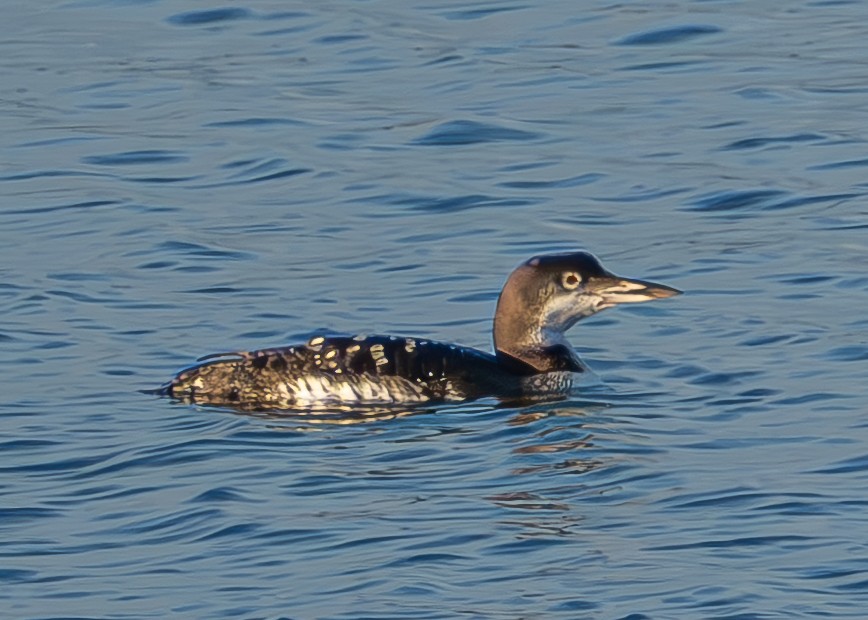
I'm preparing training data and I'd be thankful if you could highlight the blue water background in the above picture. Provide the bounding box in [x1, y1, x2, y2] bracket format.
[3, 1, 868, 617]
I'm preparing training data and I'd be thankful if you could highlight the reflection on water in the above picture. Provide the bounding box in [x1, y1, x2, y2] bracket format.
[508, 404, 603, 476]
[233, 402, 438, 429]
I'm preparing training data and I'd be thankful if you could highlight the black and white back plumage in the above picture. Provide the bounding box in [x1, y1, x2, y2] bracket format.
[161, 334, 563, 409]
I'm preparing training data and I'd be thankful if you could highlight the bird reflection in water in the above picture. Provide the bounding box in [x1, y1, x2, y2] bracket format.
[486, 403, 610, 538]
[205, 401, 437, 429]
[180, 395, 602, 429]
[507, 404, 605, 475]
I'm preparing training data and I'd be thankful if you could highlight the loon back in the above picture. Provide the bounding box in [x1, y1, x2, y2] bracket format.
[160, 335, 562, 410]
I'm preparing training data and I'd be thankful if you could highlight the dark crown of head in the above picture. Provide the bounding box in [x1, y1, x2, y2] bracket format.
[525, 251, 607, 277]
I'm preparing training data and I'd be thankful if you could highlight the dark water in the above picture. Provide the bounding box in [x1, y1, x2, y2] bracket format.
[3, 1, 868, 617]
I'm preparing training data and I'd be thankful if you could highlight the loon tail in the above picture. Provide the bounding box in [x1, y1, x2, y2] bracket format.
[140, 383, 174, 397]
[151, 357, 248, 405]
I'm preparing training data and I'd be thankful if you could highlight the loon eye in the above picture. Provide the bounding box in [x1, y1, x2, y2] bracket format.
[561, 272, 582, 290]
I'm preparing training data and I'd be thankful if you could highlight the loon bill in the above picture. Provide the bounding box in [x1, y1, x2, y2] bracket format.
[157, 251, 680, 409]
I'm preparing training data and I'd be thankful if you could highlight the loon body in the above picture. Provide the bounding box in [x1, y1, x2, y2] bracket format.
[159, 251, 680, 410]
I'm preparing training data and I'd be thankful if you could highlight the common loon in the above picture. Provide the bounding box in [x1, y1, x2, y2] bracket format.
[158, 251, 680, 409]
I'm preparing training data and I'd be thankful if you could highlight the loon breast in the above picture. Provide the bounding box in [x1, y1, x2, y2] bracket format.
[162, 335, 532, 409]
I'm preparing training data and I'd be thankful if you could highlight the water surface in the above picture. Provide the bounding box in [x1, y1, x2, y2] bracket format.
[3, 1, 868, 618]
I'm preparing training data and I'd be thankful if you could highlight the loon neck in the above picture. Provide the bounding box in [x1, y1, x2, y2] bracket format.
[493, 266, 583, 374]
[495, 341, 584, 374]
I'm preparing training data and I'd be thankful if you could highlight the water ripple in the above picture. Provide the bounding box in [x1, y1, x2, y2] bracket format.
[166, 8, 254, 26]
[722, 133, 826, 151]
[810, 157, 868, 170]
[687, 189, 789, 212]
[616, 25, 723, 46]
[2, 200, 119, 217]
[82, 150, 188, 166]
[498, 173, 605, 189]
[413, 120, 541, 145]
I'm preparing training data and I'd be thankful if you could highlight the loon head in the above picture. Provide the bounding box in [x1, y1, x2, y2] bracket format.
[493, 251, 681, 372]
